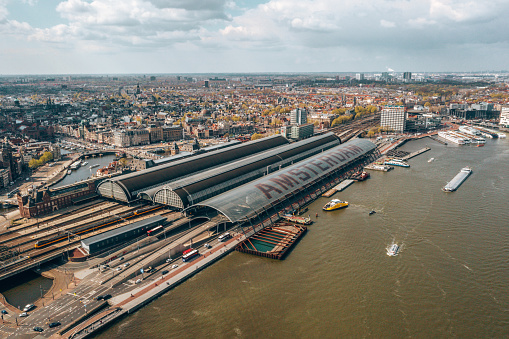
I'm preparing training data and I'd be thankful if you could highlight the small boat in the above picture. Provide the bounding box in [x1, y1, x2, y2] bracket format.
[67, 170, 71, 175]
[476, 144, 484, 147]
[369, 210, 376, 215]
[89, 164, 100, 168]
[387, 243, 399, 256]
[82, 161, 88, 166]
[428, 158, 435, 163]
[323, 199, 349, 211]
[281, 214, 312, 225]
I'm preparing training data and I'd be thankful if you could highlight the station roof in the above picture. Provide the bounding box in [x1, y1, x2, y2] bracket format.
[97, 135, 289, 201]
[81, 215, 165, 246]
[190, 138, 376, 223]
[141, 133, 339, 207]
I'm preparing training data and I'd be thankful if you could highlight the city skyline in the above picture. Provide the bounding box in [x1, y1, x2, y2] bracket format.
[1, 0, 509, 75]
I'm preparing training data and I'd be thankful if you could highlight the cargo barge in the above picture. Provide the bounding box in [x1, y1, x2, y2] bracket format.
[442, 167, 472, 192]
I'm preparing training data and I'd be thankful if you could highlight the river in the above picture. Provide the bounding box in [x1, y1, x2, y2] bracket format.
[96, 136, 509, 338]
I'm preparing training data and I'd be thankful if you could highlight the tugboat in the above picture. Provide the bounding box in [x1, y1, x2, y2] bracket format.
[351, 170, 370, 181]
[322, 199, 349, 211]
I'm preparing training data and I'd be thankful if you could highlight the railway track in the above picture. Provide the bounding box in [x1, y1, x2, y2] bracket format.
[0, 203, 140, 248]
[0, 199, 110, 237]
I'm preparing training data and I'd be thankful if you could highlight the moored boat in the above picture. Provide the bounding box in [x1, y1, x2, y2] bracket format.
[323, 199, 349, 211]
[384, 159, 410, 167]
[281, 214, 312, 225]
[428, 158, 435, 163]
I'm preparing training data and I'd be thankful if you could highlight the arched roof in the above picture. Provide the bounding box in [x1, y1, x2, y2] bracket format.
[187, 139, 376, 223]
[97, 135, 289, 201]
[138, 133, 339, 207]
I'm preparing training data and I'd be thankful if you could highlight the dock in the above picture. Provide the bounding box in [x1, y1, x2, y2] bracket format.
[321, 179, 354, 197]
[235, 223, 307, 260]
[402, 147, 431, 160]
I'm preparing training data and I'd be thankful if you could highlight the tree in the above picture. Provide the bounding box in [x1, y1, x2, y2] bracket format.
[251, 133, 265, 140]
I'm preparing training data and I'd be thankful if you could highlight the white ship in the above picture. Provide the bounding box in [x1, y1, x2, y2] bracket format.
[387, 243, 399, 256]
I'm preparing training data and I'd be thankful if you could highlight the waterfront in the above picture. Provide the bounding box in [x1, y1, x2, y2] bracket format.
[91, 136, 507, 338]
[52, 154, 117, 188]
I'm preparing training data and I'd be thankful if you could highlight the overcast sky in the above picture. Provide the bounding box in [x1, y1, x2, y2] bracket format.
[1, 0, 508, 75]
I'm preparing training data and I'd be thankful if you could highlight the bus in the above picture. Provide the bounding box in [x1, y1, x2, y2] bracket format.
[218, 232, 231, 242]
[182, 249, 199, 262]
[147, 225, 163, 236]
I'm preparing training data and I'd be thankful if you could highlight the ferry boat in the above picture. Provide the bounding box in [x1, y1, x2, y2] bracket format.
[387, 243, 399, 256]
[442, 166, 472, 192]
[428, 158, 435, 163]
[384, 159, 410, 168]
[70, 160, 81, 170]
[281, 214, 312, 225]
[323, 199, 349, 211]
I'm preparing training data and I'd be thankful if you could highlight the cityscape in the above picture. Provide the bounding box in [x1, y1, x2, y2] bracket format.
[1, 1, 509, 338]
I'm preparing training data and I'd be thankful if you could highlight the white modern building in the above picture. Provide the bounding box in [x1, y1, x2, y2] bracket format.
[381, 106, 407, 133]
[500, 106, 509, 128]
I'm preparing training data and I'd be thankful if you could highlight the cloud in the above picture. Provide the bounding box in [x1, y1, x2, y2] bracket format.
[380, 20, 396, 28]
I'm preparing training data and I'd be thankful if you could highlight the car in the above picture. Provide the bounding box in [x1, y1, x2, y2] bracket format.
[161, 270, 169, 275]
[1, 310, 8, 314]
[204, 243, 211, 249]
[48, 322, 61, 328]
[33, 327, 44, 332]
[19, 312, 28, 317]
[116, 267, 122, 271]
[171, 264, 178, 269]
[166, 258, 172, 263]
[96, 295, 104, 301]
[102, 294, 112, 300]
[135, 279, 142, 284]
[25, 178, 30, 181]
[124, 262, 130, 267]
[119, 257, 124, 261]
[23, 304, 35, 312]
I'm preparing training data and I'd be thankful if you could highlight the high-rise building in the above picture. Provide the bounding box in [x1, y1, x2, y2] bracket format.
[290, 108, 307, 125]
[500, 106, 509, 128]
[356, 73, 365, 81]
[381, 106, 406, 133]
[403, 72, 412, 81]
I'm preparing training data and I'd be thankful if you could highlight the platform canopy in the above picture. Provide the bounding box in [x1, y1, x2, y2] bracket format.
[188, 138, 376, 223]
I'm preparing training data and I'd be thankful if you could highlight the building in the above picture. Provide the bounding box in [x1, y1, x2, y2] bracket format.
[356, 73, 364, 81]
[290, 108, 307, 125]
[80, 215, 165, 255]
[381, 105, 406, 133]
[112, 129, 150, 147]
[17, 178, 102, 218]
[499, 106, 509, 127]
[185, 139, 378, 224]
[446, 103, 498, 120]
[403, 72, 412, 81]
[281, 123, 314, 140]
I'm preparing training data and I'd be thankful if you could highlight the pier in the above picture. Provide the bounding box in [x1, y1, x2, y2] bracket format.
[402, 147, 431, 160]
[322, 179, 354, 197]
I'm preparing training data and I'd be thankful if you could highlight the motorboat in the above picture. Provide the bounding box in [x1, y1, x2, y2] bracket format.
[428, 158, 435, 163]
[369, 210, 376, 215]
[387, 243, 399, 256]
[323, 199, 349, 211]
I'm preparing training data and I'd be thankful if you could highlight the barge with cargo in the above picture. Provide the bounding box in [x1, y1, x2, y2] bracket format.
[442, 167, 472, 192]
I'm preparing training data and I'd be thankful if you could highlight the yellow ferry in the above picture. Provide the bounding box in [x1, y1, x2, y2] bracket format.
[323, 199, 349, 211]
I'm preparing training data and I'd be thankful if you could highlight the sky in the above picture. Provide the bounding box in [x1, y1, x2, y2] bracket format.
[1, 0, 508, 75]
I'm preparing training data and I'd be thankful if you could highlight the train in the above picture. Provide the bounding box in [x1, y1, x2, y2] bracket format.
[34, 205, 163, 249]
